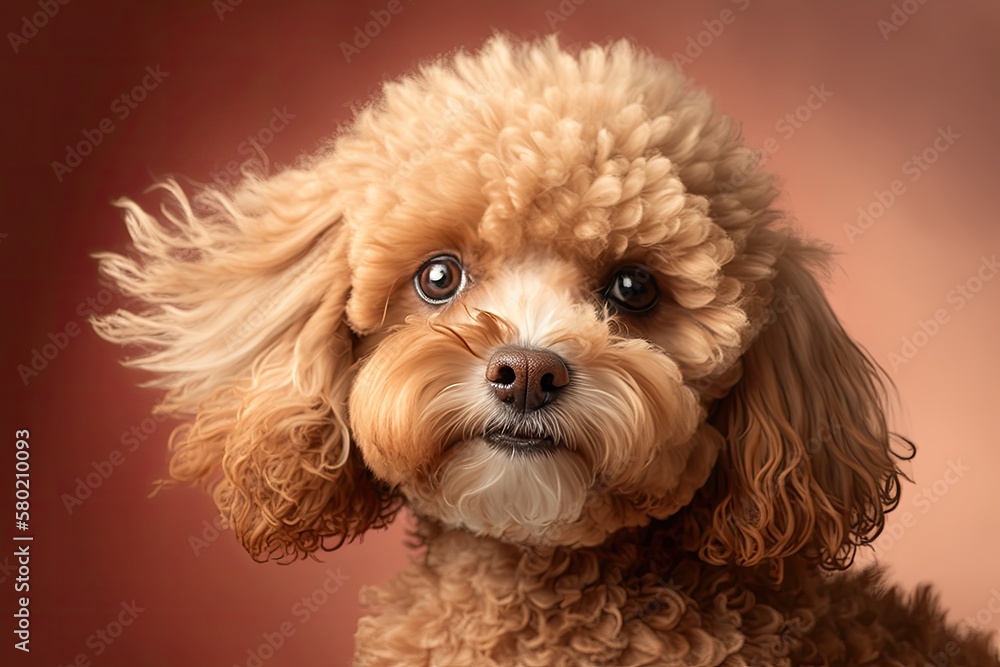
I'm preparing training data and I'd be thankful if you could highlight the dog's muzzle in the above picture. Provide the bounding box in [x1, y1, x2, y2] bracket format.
[483, 346, 570, 455]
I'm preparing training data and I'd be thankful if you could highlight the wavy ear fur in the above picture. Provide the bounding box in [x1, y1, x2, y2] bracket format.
[703, 236, 910, 570]
[92, 170, 400, 561]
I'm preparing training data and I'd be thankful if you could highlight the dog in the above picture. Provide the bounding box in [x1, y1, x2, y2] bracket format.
[93, 36, 999, 666]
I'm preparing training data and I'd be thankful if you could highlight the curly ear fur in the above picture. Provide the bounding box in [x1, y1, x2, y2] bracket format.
[703, 236, 911, 571]
[92, 169, 400, 561]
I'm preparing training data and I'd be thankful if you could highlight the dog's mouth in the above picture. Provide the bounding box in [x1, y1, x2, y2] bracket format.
[483, 426, 558, 456]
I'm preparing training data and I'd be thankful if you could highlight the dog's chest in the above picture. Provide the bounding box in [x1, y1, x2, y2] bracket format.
[351, 528, 830, 666]
[351, 525, 998, 666]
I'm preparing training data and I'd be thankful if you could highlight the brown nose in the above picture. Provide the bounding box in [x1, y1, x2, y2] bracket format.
[485, 347, 570, 412]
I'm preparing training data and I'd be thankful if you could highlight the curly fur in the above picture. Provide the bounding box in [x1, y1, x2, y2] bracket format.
[92, 35, 998, 664]
[357, 522, 997, 666]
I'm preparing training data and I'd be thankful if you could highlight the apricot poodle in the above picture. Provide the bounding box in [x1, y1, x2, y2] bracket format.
[93, 36, 999, 666]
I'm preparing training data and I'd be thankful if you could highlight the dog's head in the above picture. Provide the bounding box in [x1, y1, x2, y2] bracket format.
[94, 36, 907, 569]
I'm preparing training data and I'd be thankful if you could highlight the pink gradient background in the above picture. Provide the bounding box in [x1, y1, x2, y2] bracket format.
[3, 1, 999, 665]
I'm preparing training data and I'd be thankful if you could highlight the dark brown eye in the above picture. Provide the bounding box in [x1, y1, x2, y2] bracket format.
[604, 266, 659, 314]
[414, 255, 466, 304]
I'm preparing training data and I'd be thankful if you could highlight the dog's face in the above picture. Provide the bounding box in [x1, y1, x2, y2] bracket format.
[94, 37, 905, 565]
[347, 191, 721, 547]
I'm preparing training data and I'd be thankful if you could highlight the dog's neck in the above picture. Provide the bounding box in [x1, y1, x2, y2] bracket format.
[372, 513, 804, 648]
[408, 513, 742, 597]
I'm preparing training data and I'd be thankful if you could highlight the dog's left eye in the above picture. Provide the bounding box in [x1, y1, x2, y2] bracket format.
[414, 255, 466, 305]
[604, 266, 660, 314]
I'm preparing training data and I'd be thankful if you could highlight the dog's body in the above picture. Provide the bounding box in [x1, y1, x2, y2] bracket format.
[358, 520, 998, 666]
[93, 37, 998, 666]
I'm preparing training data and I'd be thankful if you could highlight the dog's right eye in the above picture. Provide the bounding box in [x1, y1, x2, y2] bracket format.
[414, 255, 466, 305]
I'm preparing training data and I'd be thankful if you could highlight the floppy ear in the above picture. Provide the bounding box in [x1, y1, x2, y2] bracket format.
[702, 236, 910, 570]
[92, 170, 400, 561]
